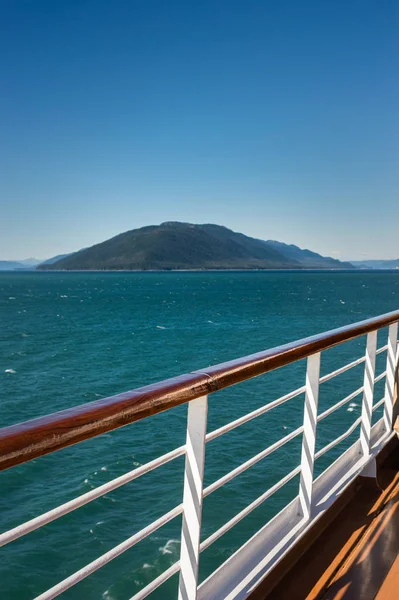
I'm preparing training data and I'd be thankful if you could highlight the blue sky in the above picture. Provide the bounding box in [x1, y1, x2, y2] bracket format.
[1, 0, 398, 260]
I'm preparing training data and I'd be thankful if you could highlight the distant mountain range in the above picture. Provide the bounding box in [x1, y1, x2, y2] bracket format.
[4, 226, 397, 272]
[0, 254, 75, 270]
[0, 258, 42, 270]
[38, 222, 354, 271]
[350, 259, 399, 270]
[0, 260, 31, 271]
[18, 258, 42, 266]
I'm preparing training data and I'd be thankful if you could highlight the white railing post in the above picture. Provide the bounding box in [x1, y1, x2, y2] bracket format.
[383, 323, 398, 432]
[178, 396, 208, 600]
[360, 331, 377, 456]
[299, 352, 321, 520]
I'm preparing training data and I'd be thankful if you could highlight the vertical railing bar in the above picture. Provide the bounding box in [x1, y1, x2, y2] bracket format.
[299, 352, 321, 520]
[383, 323, 398, 432]
[360, 330, 377, 456]
[178, 395, 208, 600]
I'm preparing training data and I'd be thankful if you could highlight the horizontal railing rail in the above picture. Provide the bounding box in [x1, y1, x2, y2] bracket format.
[1, 309, 399, 472]
[1, 310, 399, 600]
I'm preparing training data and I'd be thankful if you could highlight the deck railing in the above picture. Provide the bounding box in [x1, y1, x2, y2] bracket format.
[1, 310, 399, 599]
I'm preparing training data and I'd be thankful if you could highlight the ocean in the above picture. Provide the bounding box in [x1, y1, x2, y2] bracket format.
[1, 270, 398, 599]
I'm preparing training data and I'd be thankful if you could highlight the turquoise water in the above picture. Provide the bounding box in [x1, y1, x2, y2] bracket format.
[1, 270, 398, 599]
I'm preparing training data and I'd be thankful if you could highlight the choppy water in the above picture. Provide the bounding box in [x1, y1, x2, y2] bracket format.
[1, 270, 398, 599]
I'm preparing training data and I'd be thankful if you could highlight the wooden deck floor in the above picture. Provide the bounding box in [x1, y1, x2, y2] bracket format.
[258, 438, 399, 600]
[321, 467, 399, 600]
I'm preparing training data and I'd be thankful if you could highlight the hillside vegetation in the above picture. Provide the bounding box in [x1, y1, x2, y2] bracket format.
[39, 222, 354, 271]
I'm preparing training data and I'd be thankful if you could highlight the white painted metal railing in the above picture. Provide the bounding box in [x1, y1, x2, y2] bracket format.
[1, 321, 398, 600]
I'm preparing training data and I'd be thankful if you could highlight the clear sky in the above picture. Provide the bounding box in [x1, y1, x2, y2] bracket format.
[1, 0, 398, 261]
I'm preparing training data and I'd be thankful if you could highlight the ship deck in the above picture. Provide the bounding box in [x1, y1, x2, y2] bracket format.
[252, 436, 399, 600]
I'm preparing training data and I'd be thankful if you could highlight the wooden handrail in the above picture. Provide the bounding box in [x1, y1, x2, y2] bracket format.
[1, 309, 399, 472]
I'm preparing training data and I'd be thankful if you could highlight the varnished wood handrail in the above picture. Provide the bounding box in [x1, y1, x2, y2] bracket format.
[1, 309, 399, 472]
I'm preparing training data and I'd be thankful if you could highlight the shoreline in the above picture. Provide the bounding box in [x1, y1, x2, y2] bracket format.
[3, 268, 397, 274]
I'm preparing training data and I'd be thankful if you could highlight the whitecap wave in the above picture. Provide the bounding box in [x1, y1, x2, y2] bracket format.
[159, 539, 180, 555]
